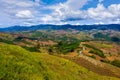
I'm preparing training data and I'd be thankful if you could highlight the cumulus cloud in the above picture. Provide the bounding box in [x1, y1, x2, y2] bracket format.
[0, 0, 42, 27]
[87, 4, 112, 20]
[16, 10, 34, 19]
[0, 0, 120, 27]
[42, 0, 120, 24]
[87, 4, 120, 20]
[108, 4, 120, 17]
[65, 0, 89, 10]
[42, 0, 89, 22]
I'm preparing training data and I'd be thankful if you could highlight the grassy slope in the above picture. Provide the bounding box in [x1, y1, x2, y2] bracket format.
[0, 43, 119, 80]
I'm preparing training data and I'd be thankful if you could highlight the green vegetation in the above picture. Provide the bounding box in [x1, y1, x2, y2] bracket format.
[56, 41, 79, 54]
[93, 32, 110, 40]
[22, 46, 40, 52]
[0, 43, 118, 80]
[94, 33, 120, 43]
[111, 37, 120, 43]
[0, 30, 120, 79]
[101, 59, 120, 68]
[84, 44, 106, 58]
[32, 31, 43, 37]
[84, 44, 102, 51]
[89, 50, 106, 58]
[89, 55, 96, 59]
[111, 60, 120, 68]
[0, 38, 14, 44]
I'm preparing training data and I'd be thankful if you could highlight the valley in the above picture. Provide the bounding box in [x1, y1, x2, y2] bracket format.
[0, 25, 120, 79]
[0, 0, 120, 79]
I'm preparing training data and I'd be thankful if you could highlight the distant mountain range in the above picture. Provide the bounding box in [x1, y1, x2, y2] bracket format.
[0, 24, 120, 32]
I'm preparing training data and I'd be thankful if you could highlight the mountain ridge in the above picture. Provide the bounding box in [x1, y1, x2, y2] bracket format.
[0, 24, 120, 32]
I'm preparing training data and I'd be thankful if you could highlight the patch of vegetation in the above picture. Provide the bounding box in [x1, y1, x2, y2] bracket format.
[84, 44, 102, 51]
[100, 60, 110, 63]
[94, 33, 120, 43]
[111, 37, 120, 43]
[84, 44, 106, 58]
[102, 59, 120, 68]
[22, 46, 40, 52]
[89, 50, 106, 58]
[0, 38, 14, 44]
[32, 31, 42, 37]
[56, 41, 80, 54]
[48, 46, 54, 55]
[89, 55, 96, 59]
[93, 32, 110, 40]
[111, 60, 120, 68]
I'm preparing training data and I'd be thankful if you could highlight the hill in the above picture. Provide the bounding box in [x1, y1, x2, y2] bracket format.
[0, 43, 119, 80]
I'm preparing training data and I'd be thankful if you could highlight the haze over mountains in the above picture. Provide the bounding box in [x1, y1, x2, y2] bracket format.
[0, 24, 120, 32]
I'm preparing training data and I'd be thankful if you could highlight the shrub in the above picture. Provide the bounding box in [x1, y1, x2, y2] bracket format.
[22, 46, 40, 52]
[89, 50, 106, 58]
[111, 60, 120, 68]
[111, 37, 120, 42]
[89, 55, 96, 59]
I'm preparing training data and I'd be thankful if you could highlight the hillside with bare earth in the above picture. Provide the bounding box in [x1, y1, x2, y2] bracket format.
[1, 43, 120, 80]
[60, 55, 120, 78]
[56, 41, 120, 78]
[0, 29, 120, 79]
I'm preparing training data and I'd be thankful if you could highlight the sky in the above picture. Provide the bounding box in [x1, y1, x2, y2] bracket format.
[0, 0, 120, 27]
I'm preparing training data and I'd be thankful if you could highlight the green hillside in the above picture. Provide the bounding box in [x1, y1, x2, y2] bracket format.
[0, 43, 119, 80]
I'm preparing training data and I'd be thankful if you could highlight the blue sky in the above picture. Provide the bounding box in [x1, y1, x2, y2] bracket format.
[0, 0, 120, 27]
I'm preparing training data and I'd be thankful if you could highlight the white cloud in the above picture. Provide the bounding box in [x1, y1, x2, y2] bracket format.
[43, 0, 89, 22]
[108, 4, 120, 17]
[87, 4, 113, 20]
[87, 4, 120, 21]
[0, 0, 42, 27]
[16, 10, 34, 19]
[65, 0, 89, 10]
[43, 0, 120, 24]
[0, 0, 120, 27]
